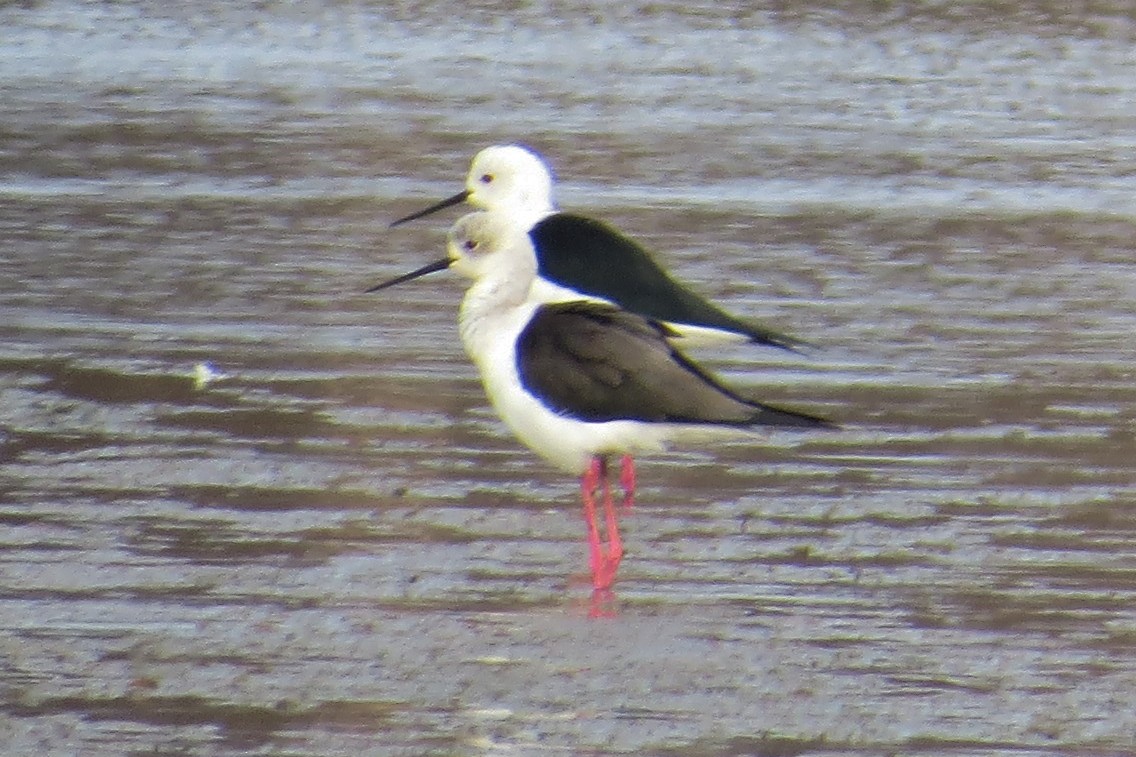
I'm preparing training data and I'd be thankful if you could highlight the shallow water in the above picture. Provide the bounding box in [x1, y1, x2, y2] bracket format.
[3, 1, 1136, 755]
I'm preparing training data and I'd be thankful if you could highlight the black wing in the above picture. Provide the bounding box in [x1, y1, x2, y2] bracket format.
[515, 301, 831, 428]
[529, 213, 806, 352]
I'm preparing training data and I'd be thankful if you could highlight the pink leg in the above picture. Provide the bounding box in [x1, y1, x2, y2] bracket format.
[599, 459, 623, 580]
[579, 456, 624, 590]
[619, 454, 636, 510]
[580, 458, 606, 585]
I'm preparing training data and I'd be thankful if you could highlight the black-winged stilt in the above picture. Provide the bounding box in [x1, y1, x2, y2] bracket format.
[390, 145, 806, 351]
[368, 211, 833, 592]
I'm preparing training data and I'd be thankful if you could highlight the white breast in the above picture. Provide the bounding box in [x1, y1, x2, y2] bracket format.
[460, 291, 677, 475]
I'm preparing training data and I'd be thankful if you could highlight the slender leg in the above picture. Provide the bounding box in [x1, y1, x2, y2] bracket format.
[579, 455, 625, 591]
[580, 458, 605, 585]
[599, 457, 623, 584]
[619, 454, 636, 510]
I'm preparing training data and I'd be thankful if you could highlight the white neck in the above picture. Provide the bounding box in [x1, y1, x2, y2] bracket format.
[458, 265, 536, 362]
[486, 202, 554, 233]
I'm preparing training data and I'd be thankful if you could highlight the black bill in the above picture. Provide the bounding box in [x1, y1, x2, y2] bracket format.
[365, 257, 452, 293]
[389, 189, 471, 228]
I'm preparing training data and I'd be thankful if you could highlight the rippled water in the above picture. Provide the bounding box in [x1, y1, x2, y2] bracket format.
[3, 2, 1136, 755]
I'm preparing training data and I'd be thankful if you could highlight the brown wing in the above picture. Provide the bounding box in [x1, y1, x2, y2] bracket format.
[515, 301, 830, 428]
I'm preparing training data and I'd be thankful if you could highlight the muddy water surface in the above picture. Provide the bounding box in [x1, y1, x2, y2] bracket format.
[2, 2, 1135, 755]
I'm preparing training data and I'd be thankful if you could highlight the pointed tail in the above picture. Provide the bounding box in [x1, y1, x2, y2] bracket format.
[748, 402, 836, 430]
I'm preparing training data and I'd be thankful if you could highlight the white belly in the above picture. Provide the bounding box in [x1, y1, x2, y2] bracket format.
[461, 299, 675, 474]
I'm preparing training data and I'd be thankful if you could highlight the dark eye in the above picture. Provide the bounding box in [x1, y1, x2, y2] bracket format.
[464, 239, 478, 251]
[479, 174, 493, 184]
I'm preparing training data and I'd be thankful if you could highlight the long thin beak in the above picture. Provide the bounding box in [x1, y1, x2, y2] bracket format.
[365, 257, 452, 293]
[389, 189, 471, 228]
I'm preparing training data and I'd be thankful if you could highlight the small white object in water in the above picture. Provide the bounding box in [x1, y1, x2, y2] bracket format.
[192, 362, 223, 390]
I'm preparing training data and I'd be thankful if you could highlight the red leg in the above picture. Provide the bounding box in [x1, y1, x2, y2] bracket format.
[579, 456, 624, 591]
[599, 458, 623, 583]
[580, 458, 605, 584]
[619, 454, 636, 510]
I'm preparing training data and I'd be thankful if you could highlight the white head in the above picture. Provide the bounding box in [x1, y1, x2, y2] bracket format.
[447, 211, 538, 290]
[366, 211, 538, 298]
[463, 145, 556, 226]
